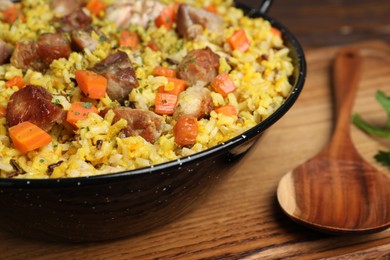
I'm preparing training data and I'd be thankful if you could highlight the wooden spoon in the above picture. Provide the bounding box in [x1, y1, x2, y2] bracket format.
[277, 47, 390, 234]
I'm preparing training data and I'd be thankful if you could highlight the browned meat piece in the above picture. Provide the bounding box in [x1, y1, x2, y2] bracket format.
[10, 41, 46, 71]
[37, 33, 71, 65]
[50, 0, 80, 16]
[101, 108, 163, 143]
[177, 47, 220, 87]
[0, 39, 13, 65]
[77, 0, 89, 5]
[57, 9, 92, 32]
[176, 4, 223, 40]
[6, 85, 65, 132]
[173, 87, 214, 119]
[10, 33, 70, 71]
[92, 51, 139, 104]
[70, 28, 99, 52]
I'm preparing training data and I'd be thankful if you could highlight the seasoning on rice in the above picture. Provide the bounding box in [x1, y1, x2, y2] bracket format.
[0, 0, 294, 178]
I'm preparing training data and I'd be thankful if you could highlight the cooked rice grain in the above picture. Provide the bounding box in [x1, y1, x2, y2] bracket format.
[0, 0, 294, 178]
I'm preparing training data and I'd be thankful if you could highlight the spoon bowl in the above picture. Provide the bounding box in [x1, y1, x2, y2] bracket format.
[277, 48, 390, 234]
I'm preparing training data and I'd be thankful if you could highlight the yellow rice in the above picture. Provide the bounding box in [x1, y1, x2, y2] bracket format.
[0, 0, 294, 178]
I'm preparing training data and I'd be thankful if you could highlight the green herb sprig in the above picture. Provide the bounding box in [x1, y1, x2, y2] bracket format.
[352, 90, 390, 166]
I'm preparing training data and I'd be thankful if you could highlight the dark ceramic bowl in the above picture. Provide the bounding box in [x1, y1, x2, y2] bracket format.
[0, 0, 306, 242]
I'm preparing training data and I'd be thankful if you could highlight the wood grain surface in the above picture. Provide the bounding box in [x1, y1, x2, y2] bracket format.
[2, 41, 390, 259]
[268, 0, 390, 48]
[277, 47, 390, 235]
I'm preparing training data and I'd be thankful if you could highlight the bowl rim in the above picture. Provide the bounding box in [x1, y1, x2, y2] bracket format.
[0, 13, 306, 188]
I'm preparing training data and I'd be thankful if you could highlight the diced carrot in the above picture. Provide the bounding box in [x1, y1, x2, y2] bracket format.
[270, 27, 282, 37]
[173, 115, 198, 147]
[153, 66, 177, 78]
[1, 6, 24, 24]
[155, 4, 177, 29]
[155, 77, 186, 115]
[203, 5, 218, 13]
[0, 107, 6, 117]
[1, 7, 17, 24]
[5, 76, 25, 89]
[86, 0, 106, 16]
[119, 30, 140, 49]
[75, 70, 107, 99]
[158, 77, 186, 96]
[215, 105, 238, 116]
[66, 102, 98, 127]
[211, 72, 237, 97]
[228, 29, 250, 52]
[147, 41, 159, 51]
[8, 121, 52, 154]
[154, 92, 178, 115]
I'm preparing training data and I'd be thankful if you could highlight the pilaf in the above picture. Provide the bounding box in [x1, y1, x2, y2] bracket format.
[0, 0, 294, 178]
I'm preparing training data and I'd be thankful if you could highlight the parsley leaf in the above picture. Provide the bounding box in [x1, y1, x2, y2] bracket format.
[352, 113, 390, 137]
[82, 102, 93, 109]
[376, 90, 390, 127]
[99, 35, 108, 43]
[375, 151, 390, 167]
[353, 90, 390, 166]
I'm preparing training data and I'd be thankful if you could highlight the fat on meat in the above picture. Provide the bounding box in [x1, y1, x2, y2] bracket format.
[6, 85, 65, 132]
[173, 87, 214, 119]
[106, 0, 164, 28]
[0, 0, 14, 11]
[50, 0, 80, 17]
[177, 47, 220, 87]
[92, 51, 138, 104]
[176, 4, 223, 40]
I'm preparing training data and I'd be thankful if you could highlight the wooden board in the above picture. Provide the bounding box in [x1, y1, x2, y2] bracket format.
[1, 41, 390, 259]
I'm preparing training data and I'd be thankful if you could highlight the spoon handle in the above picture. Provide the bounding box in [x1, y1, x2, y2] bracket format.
[331, 48, 362, 146]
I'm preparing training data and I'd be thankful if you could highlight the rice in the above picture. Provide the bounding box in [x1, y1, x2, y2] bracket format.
[0, 0, 294, 178]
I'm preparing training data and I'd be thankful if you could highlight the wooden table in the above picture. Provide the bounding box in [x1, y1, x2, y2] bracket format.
[268, 0, 390, 48]
[2, 1, 390, 259]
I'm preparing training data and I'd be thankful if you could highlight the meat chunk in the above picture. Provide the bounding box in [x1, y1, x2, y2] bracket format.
[0, 0, 14, 11]
[10, 41, 46, 71]
[177, 47, 220, 87]
[57, 9, 92, 32]
[106, 0, 164, 29]
[70, 28, 100, 52]
[176, 4, 223, 40]
[107, 108, 164, 143]
[173, 87, 214, 119]
[0, 39, 13, 65]
[37, 33, 71, 65]
[50, 0, 80, 17]
[6, 85, 65, 132]
[10, 33, 71, 71]
[92, 51, 138, 104]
